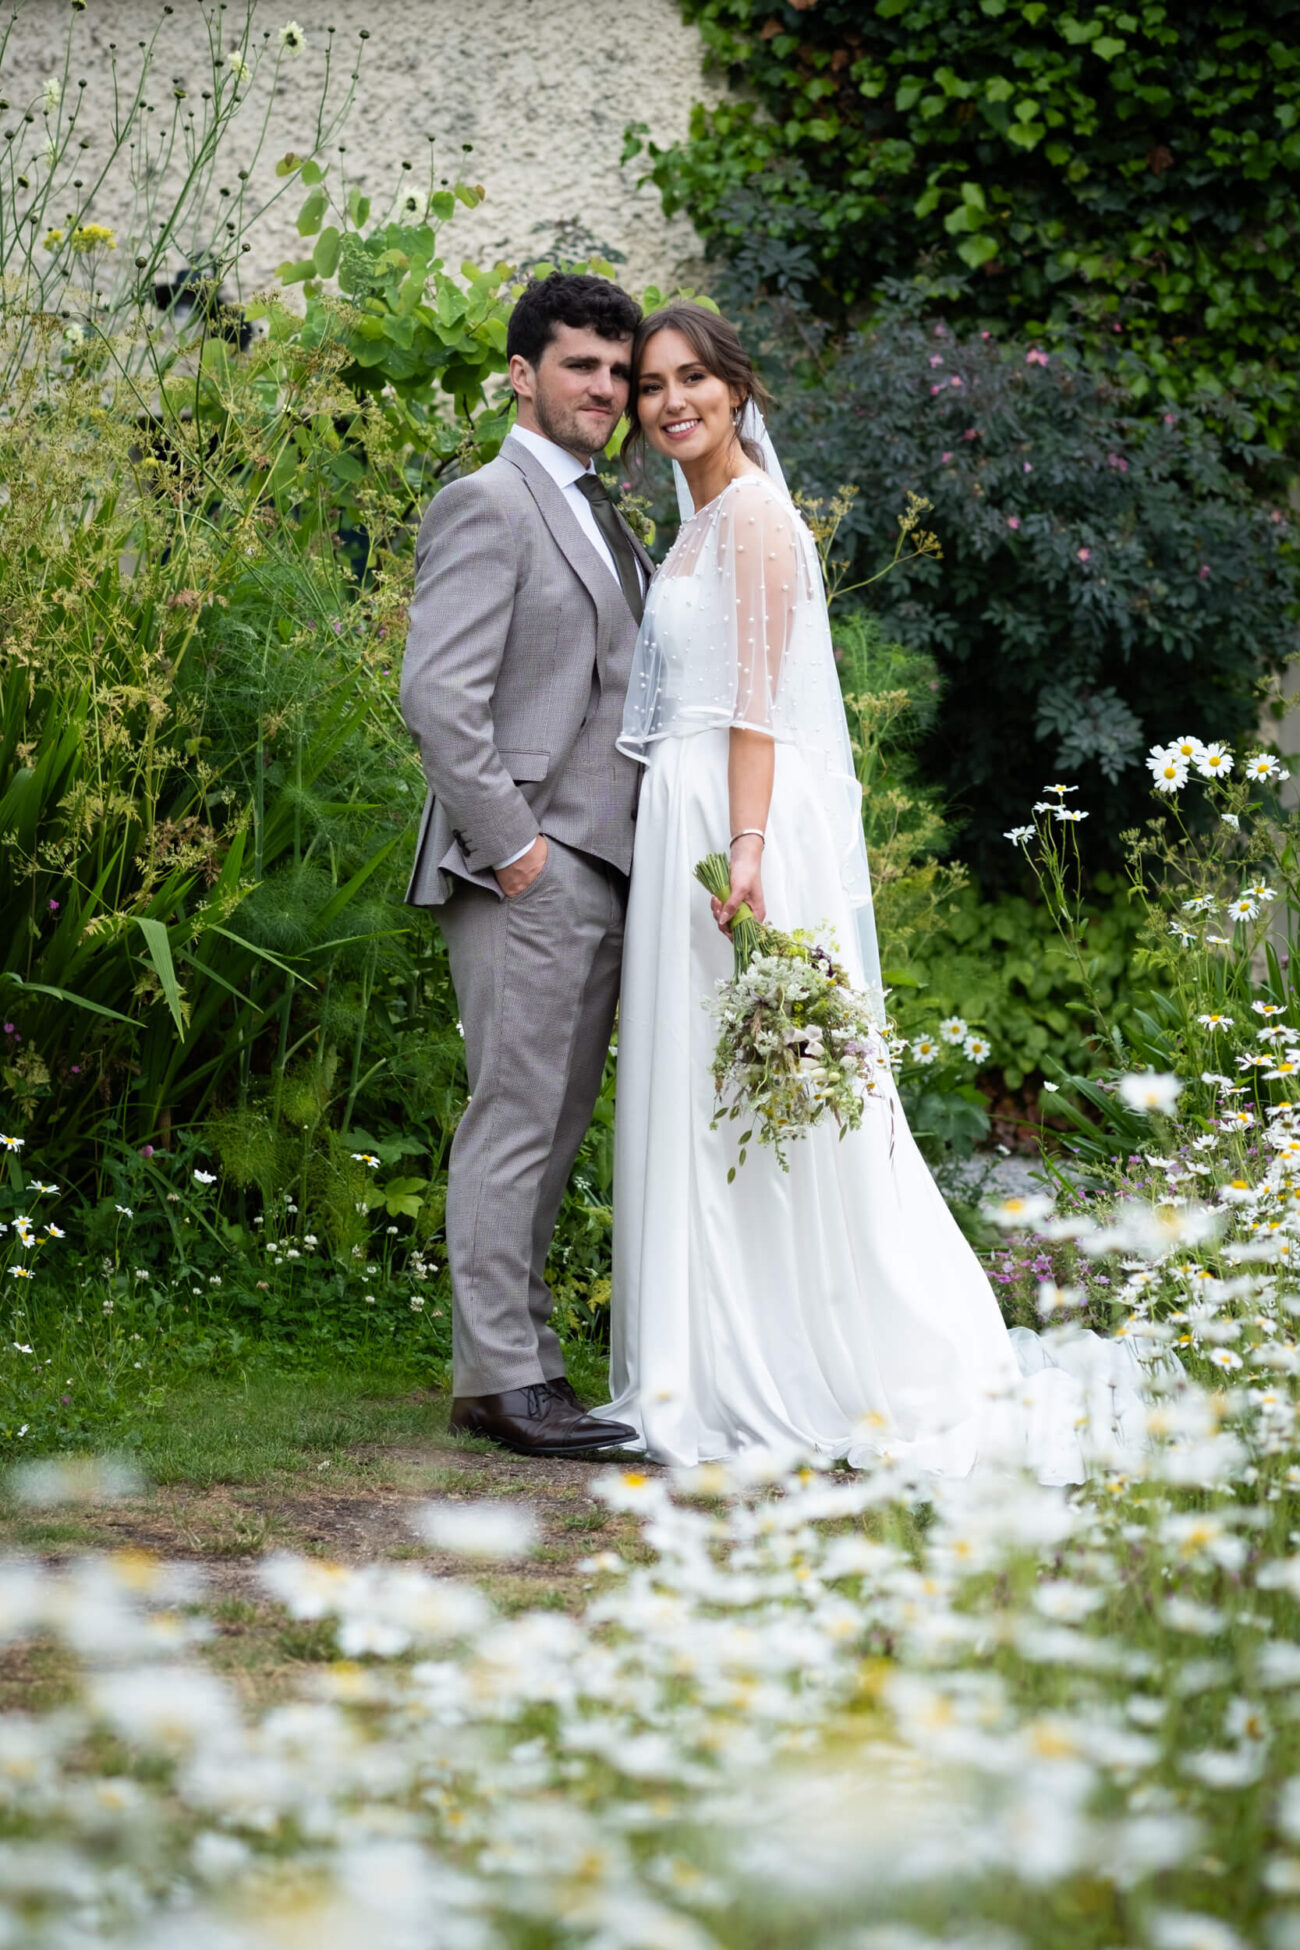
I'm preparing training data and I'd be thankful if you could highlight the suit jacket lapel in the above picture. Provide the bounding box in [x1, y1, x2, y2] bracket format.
[501, 441, 626, 658]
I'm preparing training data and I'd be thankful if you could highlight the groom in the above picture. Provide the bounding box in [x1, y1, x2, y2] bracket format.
[400, 272, 651, 1458]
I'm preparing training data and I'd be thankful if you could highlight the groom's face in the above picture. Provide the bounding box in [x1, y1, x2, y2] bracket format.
[510, 323, 633, 461]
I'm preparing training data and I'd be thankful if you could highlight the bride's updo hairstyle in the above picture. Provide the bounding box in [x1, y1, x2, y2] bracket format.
[623, 302, 773, 470]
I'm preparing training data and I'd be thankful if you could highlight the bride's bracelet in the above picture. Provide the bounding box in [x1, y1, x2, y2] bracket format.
[730, 829, 766, 848]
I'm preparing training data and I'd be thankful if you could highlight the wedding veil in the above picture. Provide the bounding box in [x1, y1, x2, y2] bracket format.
[635, 404, 887, 1023]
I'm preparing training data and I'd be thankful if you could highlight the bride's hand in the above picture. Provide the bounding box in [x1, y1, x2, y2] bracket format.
[714, 834, 766, 934]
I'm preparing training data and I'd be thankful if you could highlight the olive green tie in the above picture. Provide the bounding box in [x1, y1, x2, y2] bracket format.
[573, 473, 645, 624]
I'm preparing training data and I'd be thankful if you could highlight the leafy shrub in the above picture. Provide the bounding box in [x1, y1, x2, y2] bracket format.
[901, 878, 1144, 1095]
[758, 304, 1298, 883]
[635, 0, 1300, 446]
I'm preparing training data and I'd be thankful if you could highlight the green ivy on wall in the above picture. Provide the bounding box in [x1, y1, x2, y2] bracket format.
[629, 0, 1300, 445]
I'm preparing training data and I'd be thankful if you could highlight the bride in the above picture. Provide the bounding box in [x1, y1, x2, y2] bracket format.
[600, 303, 1143, 1483]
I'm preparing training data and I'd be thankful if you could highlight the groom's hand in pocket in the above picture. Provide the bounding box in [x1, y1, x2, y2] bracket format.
[715, 835, 765, 933]
[496, 834, 548, 898]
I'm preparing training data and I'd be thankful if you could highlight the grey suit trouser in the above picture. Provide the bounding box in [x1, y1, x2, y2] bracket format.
[437, 838, 626, 1397]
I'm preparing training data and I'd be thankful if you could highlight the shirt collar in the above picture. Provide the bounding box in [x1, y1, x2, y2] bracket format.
[506, 421, 594, 491]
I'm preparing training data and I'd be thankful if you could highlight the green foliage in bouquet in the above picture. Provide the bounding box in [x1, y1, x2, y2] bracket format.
[693, 855, 891, 1174]
[636, 0, 1300, 450]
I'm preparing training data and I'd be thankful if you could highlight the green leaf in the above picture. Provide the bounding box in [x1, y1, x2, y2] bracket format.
[296, 186, 327, 237]
[1006, 121, 1045, 149]
[136, 918, 187, 1036]
[313, 226, 341, 278]
[0, 972, 135, 1027]
[985, 75, 1015, 103]
[347, 188, 371, 228]
[299, 159, 324, 186]
[956, 231, 1000, 267]
[208, 927, 316, 985]
[368, 1174, 429, 1219]
[1093, 35, 1126, 59]
[277, 258, 318, 286]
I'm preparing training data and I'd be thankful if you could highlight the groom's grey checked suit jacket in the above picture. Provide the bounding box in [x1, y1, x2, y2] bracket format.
[400, 434, 652, 1398]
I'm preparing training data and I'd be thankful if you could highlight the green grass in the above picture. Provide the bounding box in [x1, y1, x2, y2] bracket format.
[135, 1365, 448, 1486]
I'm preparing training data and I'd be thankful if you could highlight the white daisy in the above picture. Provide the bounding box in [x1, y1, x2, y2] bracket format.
[1196, 741, 1233, 779]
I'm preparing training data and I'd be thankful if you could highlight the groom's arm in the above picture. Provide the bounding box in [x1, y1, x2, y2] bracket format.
[401, 478, 540, 875]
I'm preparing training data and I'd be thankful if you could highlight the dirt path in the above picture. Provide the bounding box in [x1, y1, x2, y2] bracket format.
[0, 1431, 654, 1707]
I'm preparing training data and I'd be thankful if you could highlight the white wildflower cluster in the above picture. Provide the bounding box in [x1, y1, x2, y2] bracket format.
[707, 933, 892, 1170]
[898, 1014, 993, 1070]
[1144, 734, 1289, 798]
[3, 1327, 1300, 1950]
[0, 1155, 62, 1290]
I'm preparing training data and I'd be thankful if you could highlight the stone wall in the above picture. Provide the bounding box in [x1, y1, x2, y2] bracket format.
[2, 0, 718, 300]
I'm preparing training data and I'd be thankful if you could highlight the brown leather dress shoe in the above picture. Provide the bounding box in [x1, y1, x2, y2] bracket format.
[449, 1382, 637, 1458]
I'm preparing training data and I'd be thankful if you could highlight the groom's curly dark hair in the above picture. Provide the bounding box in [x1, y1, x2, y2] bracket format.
[506, 272, 641, 373]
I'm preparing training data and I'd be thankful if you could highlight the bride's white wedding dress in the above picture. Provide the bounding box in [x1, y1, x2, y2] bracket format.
[601, 468, 1145, 1483]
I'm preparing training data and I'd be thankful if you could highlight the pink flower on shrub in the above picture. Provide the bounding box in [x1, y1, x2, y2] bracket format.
[930, 384, 942, 395]
[950, 374, 962, 386]
[1026, 348, 1049, 366]
[1077, 547, 1091, 561]
[963, 427, 978, 440]
[941, 451, 954, 462]
[929, 354, 944, 368]
[1200, 564, 1211, 578]
[1023, 461, 1032, 472]
[1007, 516, 1021, 530]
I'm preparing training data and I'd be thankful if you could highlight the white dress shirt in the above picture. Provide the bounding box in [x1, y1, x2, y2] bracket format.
[494, 424, 645, 869]
[505, 421, 644, 595]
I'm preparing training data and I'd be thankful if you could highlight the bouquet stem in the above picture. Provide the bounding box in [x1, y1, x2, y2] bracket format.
[694, 852, 764, 978]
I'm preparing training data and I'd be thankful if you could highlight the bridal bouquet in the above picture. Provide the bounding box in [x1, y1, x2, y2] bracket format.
[694, 853, 893, 1174]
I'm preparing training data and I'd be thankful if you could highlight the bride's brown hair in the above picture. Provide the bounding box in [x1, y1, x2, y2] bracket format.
[622, 302, 773, 469]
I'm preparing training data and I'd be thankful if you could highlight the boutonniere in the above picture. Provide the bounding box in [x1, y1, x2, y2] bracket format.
[605, 477, 656, 552]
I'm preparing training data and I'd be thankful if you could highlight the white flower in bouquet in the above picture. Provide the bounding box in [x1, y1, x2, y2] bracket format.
[693, 853, 891, 1174]
[938, 1015, 968, 1045]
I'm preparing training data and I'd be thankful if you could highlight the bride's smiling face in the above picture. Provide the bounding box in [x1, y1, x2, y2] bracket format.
[634, 327, 741, 467]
